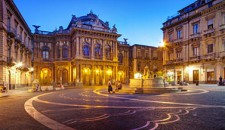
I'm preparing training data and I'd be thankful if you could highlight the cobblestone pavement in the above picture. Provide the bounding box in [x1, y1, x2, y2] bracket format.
[23, 85, 225, 130]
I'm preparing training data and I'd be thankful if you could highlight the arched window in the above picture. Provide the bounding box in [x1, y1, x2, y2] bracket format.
[42, 46, 49, 60]
[95, 44, 102, 59]
[118, 52, 123, 64]
[62, 45, 68, 59]
[105, 45, 111, 60]
[83, 43, 90, 57]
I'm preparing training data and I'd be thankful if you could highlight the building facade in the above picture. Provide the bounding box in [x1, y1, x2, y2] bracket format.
[0, 0, 33, 89]
[162, 0, 225, 84]
[33, 12, 163, 86]
[0, 0, 163, 88]
[33, 12, 120, 86]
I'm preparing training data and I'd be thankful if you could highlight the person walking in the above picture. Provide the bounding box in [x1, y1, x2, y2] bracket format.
[108, 79, 113, 93]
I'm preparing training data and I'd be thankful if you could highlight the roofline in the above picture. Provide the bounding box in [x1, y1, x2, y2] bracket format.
[8, 0, 32, 36]
[132, 44, 157, 48]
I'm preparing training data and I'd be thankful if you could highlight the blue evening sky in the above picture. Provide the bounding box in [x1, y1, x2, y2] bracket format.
[14, 0, 194, 47]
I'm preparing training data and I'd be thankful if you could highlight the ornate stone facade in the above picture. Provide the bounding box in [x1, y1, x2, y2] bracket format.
[1, 1, 163, 87]
[162, 0, 225, 84]
[33, 12, 120, 86]
[0, 0, 33, 89]
[33, 12, 163, 86]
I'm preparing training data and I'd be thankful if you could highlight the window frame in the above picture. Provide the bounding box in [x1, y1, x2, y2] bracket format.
[193, 23, 199, 34]
[42, 47, 50, 60]
[207, 44, 213, 53]
[177, 30, 182, 39]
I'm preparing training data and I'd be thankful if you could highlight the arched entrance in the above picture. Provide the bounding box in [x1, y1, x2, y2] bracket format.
[94, 68, 102, 85]
[105, 68, 112, 84]
[62, 69, 68, 84]
[40, 68, 52, 85]
[118, 71, 124, 83]
[57, 68, 68, 85]
[82, 68, 91, 86]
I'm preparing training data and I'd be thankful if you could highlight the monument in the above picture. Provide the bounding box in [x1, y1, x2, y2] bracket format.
[129, 66, 181, 94]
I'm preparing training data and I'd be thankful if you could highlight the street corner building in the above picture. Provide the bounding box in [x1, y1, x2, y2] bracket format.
[0, 0, 33, 90]
[0, 0, 163, 88]
[162, 0, 225, 84]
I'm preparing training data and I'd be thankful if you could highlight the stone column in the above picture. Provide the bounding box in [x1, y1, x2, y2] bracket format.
[91, 39, 94, 59]
[60, 43, 62, 60]
[215, 62, 221, 81]
[102, 66, 106, 85]
[80, 64, 83, 83]
[69, 64, 72, 85]
[103, 40, 106, 60]
[91, 66, 94, 85]
[80, 37, 83, 57]
[76, 37, 79, 58]
[76, 63, 80, 83]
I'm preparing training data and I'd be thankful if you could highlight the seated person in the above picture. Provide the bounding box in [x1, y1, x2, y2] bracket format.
[223, 78, 225, 85]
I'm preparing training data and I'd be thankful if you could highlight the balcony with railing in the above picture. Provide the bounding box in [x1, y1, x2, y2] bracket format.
[190, 33, 201, 39]
[7, 57, 16, 67]
[203, 28, 215, 35]
[165, 60, 176, 65]
[173, 38, 183, 43]
[175, 58, 183, 63]
[218, 51, 225, 58]
[220, 24, 225, 31]
[7, 26, 17, 37]
[95, 55, 103, 60]
[201, 53, 217, 60]
[190, 56, 201, 61]
[15, 34, 22, 42]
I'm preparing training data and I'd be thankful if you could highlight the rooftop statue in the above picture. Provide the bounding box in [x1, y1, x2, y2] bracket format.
[112, 24, 117, 33]
[33, 25, 40, 33]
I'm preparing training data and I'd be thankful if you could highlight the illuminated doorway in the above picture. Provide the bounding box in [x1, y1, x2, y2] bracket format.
[62, 69, 68, 84]
[40, 68, 52, 85]
[57, 68, 68, 85]
[83, 68, 91, 86]
[193, 70, 199, 84]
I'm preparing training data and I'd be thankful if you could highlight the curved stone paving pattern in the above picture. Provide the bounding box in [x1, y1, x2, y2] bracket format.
[25, 86, 225, 130]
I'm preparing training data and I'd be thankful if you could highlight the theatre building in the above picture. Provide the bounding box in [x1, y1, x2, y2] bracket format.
[33, 12, 121, 86]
